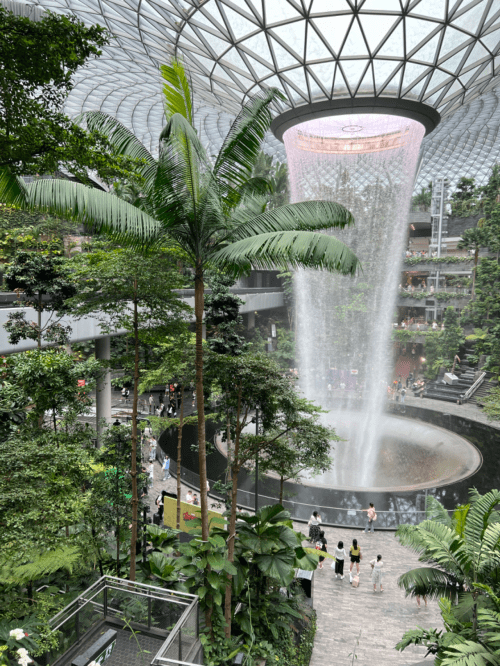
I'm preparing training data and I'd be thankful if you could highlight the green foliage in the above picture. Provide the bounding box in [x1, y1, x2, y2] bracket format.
[404, 256, 473, 266]
[412, 182, 432, 208]
[483, 387, 500, 422]
[400, 290, 466, 302]
[396, 490, 500, 664]
[205, 272, 247, 356]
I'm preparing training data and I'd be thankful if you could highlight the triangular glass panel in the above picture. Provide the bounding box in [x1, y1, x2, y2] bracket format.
[244, 52, 274, 78]
[373, 58, 400, 90]
[270, 36, 301, 68]
[221, 4, 258, 40]
[340, 59, 369, 92]
[306, 24, 333, 60]
[381, 65, 403, 95]
[464, 40, 490, 67]
[402, 61, 429, 90]
[241, 31, 274, 68]
[480, 26, 500, 54]
[361, 0, 401, 11]
[483, 2, 500, 30]
[359, 14, 399, 54]
[271, 20, 306, 58]
[459, 63, 482, 86]
[411, 31, 441, 63]
[357, 64, 375, 94]
[264, 0, 302, 24]
[333, 64, 350, 94]
[425, 66, 453, 93]
[441, 78, 465, 100]
[306, 67, 327, 98]
[312, 16, 353, 55]
[310, 0, 351, 14]
[220, 47, 253, 77]
[341, 17, 369, 56]
[452, 1, 488, 35]
[282, 67, 309, 99]
[405, 17, 440, 55]
[438, 25, 471, 59]
[410, 0, 446, 20]
[198, 28, 231, 56]
[187, 53, 216, 75]
[308, 61, 335, 91]
[195, 2, 228, 34]
[378, 21, 404, 56]
[439, 47, 467, 73]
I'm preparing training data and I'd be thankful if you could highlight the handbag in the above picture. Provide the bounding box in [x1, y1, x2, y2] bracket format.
[373, 512, 377, 522]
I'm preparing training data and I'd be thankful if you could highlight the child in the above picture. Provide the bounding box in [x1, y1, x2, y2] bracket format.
[332, 540, 347, 579]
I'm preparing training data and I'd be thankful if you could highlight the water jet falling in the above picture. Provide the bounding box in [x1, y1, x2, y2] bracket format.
[283, 114, 425, 488]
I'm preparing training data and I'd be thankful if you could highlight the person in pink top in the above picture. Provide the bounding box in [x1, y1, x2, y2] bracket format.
[363, 503, 376, 533]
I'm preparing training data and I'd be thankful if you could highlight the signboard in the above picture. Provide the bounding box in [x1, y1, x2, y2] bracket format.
[350, 369, 358, 375]
[77, 379, 86, 387]
[94, 640, 116, 664]
[163, 496, 224, 533]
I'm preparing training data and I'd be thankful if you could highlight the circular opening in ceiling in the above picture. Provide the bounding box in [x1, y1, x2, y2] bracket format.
[342, 125, 363, 132]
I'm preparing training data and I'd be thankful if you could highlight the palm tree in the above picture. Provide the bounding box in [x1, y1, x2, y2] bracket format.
[396, 490, 500, 664]
[0, 59, 359, 542]
[457, 222, 488, 298]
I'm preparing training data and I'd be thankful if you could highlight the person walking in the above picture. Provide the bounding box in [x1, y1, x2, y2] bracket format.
[401, 387, 406, 403]
[316, 530, 327, 570]
[308, 511, 322, 543]
[332, 540, 347, 579]
[363, 503, 377, 533]
[148, 394, 154, 414]
[349, 538, 361, 577]
[162, 455, 171, 481]
[370, 554, 384, 592]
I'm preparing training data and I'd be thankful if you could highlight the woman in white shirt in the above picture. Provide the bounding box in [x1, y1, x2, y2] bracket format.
[370, 554, 384, 592]
[332, 540, 348, 579]
[308, 511, 322, 543]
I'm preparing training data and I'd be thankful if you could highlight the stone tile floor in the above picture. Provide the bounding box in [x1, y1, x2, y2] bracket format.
[304, 525, 441, 666]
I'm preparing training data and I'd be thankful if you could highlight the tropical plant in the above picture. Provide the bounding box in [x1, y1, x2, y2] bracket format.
[396, 490, 500, 664]
[457, 223, 489, 298]
[0, 59, 359, 545]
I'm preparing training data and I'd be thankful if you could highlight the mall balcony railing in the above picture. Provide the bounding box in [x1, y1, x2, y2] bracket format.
[46, 576, 202, 666]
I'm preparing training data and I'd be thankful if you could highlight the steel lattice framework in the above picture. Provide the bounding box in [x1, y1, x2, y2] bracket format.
[6, 0, 500, 187]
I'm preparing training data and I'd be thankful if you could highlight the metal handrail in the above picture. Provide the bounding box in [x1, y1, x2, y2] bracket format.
[462, 372, 486, 402]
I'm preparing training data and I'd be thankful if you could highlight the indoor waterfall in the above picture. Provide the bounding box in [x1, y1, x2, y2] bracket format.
[283, 114, 426, 488]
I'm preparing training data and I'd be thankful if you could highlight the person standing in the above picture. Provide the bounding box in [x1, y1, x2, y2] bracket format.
[333, 540, 347, 579]
[370, 554, 384, 592]
[363, 503, 376, 533]
[185, 490, 194, 504]
[308, 511, 322, 543]
[349, 538, 361, 576]
[192, 493, 199, 506]
[148, 394, 154, 414]
[316, 530, 327, 570]
[162, 455, 171, 481]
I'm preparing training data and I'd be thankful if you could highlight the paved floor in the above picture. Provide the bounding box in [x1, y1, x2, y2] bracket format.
[304, 525, 440, 666]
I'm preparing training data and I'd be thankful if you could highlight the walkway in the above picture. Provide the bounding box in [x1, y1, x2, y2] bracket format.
[306, 525, 441, 666]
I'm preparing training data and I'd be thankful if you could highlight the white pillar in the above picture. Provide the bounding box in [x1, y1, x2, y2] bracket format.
[247, 311, 255, 329]
[95, 335, 112, 445]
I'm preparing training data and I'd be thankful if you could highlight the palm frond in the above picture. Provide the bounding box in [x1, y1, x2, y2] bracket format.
[211, 230, 360, 276]
[398, 567, 459, 599]
[160, 60, 193, 124]
[396, 521, 468, 576]
[213, 88, 285, 194]
[439, 640, 498, 666]
[226, 200, 355, 244]
[79, 111, 157, 183]
[426, 495, 453, 527]
[477, 522, 500, 574]
[21, 179, 161, 246]
[0, 167, 28, 205]
[464, 490, 500, 569]
[454, 505, 470, 539]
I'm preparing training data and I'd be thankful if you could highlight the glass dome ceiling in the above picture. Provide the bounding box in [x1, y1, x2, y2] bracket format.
[6, 0, 500, 188]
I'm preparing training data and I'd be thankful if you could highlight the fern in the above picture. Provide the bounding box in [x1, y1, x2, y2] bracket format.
[0, 546, 80, 584]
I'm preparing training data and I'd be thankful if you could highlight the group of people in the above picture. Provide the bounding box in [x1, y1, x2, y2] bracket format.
[307, 508, 384, 592]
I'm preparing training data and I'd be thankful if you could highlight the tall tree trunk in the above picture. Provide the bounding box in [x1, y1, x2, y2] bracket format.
[129, 279, 140, 581]
[224, 385, 242, 639]
[176, 386, 184, 530]
[194, 264, 208, 541]
[37, 291, 42, 349]
[279, 475, 284, 504]
[472, 247, 479, 299]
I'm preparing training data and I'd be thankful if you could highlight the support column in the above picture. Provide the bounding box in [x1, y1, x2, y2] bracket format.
[247, 311, 255, 330]
[95, 335, 112, 446]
